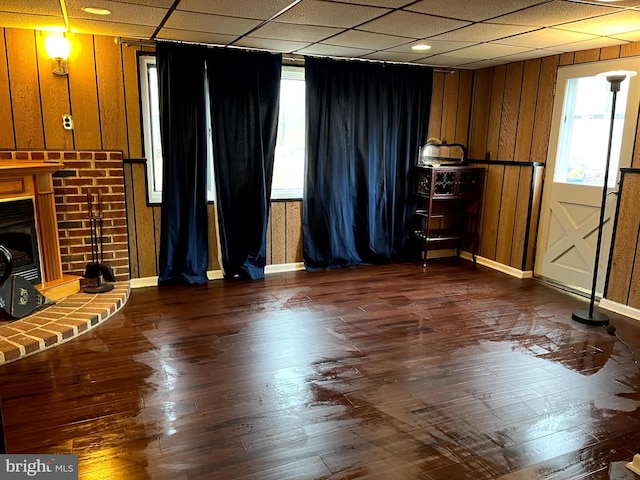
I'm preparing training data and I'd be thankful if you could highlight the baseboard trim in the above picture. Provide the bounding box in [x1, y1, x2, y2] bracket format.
[265, 262, 306, 274]
[130, 262, 306, 288]
[599, 298, 640, 321]
[459, 251, 533, 279]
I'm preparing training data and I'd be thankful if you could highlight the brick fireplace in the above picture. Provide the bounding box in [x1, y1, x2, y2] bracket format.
[0, 151, 130, 294]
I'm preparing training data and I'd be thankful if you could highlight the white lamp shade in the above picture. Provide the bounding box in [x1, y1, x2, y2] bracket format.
[45, 36, 71, 59]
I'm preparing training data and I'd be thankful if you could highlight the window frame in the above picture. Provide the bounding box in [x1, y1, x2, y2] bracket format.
[138, 55, 305, 204]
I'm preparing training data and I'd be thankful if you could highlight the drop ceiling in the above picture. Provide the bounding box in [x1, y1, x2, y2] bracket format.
[2, 0, 640, 69]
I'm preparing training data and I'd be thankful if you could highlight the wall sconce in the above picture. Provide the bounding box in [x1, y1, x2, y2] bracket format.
[45, 35, 71, 75]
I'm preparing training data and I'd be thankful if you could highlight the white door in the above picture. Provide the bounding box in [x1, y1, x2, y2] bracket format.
[536, 59, 640, 295]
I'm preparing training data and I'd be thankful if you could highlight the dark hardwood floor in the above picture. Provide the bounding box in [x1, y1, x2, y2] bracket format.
[1, 259, 640, 479]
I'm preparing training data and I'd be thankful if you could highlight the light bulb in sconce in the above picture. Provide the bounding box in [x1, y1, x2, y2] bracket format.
[45, 35, 71, 75]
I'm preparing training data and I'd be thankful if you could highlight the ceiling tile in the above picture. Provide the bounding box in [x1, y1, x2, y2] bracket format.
[491, 48, 559, 62]
[416, 54, 480, 67]
[275, 0, 390, 28]
[0, 12, 65, 30]
[361, 51, 433, 62]
[359, 10, 470, 38]
[156, 28, 238, 45]
[67, 1, 168, 27]
[297, 43, 375, 57]
[177, 0, 295, 20]
[78, 0, 174, 7]
[565, 0, 640, 7]
[330, 0, 415, 7]
[489, 0, 617, 27]
[429, 22, 539, 42]
[545, 36, 628, 52]
[386, 38, 476, 55]
[555, 10, 640, 36]
[164, 11, 261, 35]
[493, 27, 598, 48]
[248, 21, 342, 43]
[405, 0, 551, 22]
[325, 29, 413, 50]
[459, 59, 509, 69]
[0, 0, 61, 16]
[69, 19, 157, 38]
[449, 43, 536, 59]
[610, 29, 640, 41]
[233, 37, 312, 52]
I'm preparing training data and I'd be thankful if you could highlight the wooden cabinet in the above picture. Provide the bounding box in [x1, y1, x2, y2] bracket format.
[413, 166, 485, 266]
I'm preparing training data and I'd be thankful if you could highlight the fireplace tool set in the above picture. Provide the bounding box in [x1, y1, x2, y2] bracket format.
[83, 189, 116, 293]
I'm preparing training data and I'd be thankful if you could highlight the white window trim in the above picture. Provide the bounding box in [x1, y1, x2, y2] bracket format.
[139, 56, 305, 204]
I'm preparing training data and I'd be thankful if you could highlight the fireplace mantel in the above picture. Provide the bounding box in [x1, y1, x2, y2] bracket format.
[0, 158, 65, 283]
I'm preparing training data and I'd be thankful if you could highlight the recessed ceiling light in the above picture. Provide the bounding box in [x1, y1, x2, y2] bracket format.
[82, 7, 112, 15]
[411, 44, 432, 51]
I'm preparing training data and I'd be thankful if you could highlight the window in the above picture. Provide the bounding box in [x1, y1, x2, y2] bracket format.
[138, 55, 305, 203]
[554, 74, 630, 187]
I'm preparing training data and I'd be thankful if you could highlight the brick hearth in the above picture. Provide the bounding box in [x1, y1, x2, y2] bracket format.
[0, 283, 129, 365]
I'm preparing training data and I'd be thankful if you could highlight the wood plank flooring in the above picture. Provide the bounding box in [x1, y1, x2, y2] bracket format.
[1, 259, 639, 479]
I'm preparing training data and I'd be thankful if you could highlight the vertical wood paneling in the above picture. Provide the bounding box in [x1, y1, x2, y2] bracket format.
[270, 202, 287, 265]
[455, 70, 473, 146]
[94, 36, 128, 153]
[510, 168, 533, 269]
[530, 55, 559, 164]
[153, 205, 161, 274]
[514, 59, 540, 161]
[487, 65, 506, 159]
[35, 31, 74, 150]
[559, 52, 574, 65]
[525, 166, 544, 271]
[0, 30, 15, 149]
[621, 42, 640, 58]
[266, 205, 273, 263]
[497, 63, 523, 160]
[607, 174, 640, 304]
[124, 163, 139, 278]
[441, 72, 459, 143]
[6, 29, 44, 149]
[495, 167, 519, 264]
[207, 204, 220, 271]
[286, 201, 303, 263]
[627, 238, 640, 307]
[574, 48, 600, 64]
[68, 33, 101, 150]
[469, 69, 492, 159]
[600, 45, 621, 61]
[428, 72, 444, 140]
[131, 163, 157, 277]
[479, 165, 504, 260]
[122, 44, 142, 158]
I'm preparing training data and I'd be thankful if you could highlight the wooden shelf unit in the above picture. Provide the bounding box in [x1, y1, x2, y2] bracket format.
[413, 165, 485, 266]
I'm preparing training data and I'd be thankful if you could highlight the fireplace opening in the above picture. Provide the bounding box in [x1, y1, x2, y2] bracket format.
[0, 199, 42, 285]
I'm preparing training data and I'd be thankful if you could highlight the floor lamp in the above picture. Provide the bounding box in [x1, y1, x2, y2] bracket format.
[572, 70, 636, 326]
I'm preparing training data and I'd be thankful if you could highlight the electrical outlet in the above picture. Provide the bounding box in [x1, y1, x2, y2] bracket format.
[62, 114, 74, 130]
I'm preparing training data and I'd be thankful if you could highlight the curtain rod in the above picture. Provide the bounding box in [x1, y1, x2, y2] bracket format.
[116, 37, 456, 74]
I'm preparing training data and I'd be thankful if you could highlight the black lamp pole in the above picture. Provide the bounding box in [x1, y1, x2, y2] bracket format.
[572, 74, 628, 326]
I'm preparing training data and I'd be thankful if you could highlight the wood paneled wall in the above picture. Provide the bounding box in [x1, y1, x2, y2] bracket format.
[0, 27, 304, 280]
[467, 42, 640, 308]
[606, 170, 640, 308]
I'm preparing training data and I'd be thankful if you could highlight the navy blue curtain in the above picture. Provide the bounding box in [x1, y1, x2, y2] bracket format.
[157, 43, 209, 285]
[206, 49, 281, 280]
[303, 57, 433, 270]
